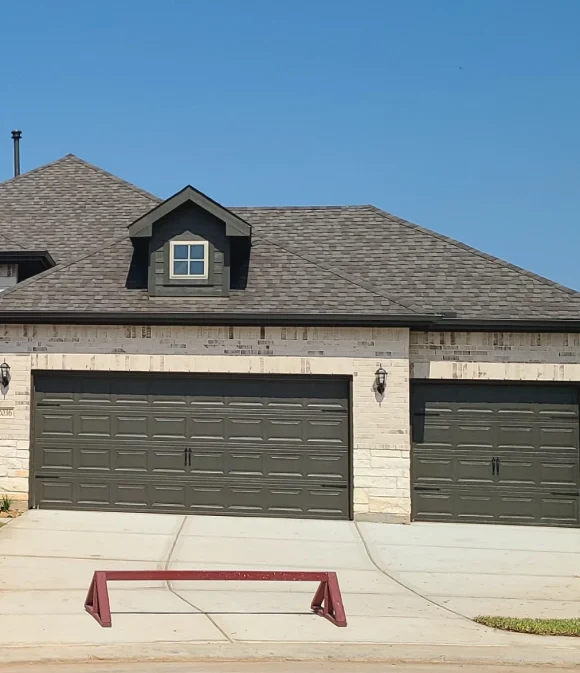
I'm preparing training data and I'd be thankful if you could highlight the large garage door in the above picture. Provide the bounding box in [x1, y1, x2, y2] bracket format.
[32, 373, 350, 519]
[412, 383, 579, 527]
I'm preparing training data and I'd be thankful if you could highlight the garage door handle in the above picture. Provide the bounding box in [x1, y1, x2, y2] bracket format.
[551, 491, 579, 497]
[320, 484, 347, 489]
[35, 475, 60, 479]
[413, 486, 441, 492]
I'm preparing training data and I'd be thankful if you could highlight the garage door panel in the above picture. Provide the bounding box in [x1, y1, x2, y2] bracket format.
[150, 447, 187, 474]
[494, 455, 579, 489]
[151, 415, 188, 439]
[190, 416, 225, 441]
[413, 489, 496, 523]
[536, 493, 580, 526]
[37, 446, 74, 471]
[37, 412, 75, 437]
[412, 383, 580, 528]
[414, 451, 495, 487]
[36, 478, 74, 507]
[151, 484, 189, 509]
[34, 475, 348, 519]
[115, 415, 149, 438]
[187, 448, 349, 481]
[77, 413, 111, 437]
[413, 486, 579, 527]
[33, 373, 351, 520]
[78, 446, 111, 472]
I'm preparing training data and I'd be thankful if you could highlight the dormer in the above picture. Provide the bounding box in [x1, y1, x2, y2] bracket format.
[0, 251, 55, 291]
[128, 186, 251, 297]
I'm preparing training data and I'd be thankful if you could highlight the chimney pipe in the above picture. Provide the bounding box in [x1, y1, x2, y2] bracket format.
[11, 130, 21, 177]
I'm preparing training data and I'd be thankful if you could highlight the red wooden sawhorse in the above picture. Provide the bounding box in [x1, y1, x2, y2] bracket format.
[85, 570, 347, 628]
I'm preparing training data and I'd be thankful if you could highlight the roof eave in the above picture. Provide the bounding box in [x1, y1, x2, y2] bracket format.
[0, 251, 55, 269]
[0, 311, 435, 327]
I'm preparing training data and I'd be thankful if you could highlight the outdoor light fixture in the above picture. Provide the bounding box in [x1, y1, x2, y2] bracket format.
[375, 365, 387, 395]
[0, 361, 10, 388]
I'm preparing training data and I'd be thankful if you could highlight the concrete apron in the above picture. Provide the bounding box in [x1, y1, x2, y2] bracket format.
[0, 511, 578, 666]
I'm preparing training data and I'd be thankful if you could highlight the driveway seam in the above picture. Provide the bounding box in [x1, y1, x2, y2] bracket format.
[163, 516, 234, 643]
[353, 521, 473, 623]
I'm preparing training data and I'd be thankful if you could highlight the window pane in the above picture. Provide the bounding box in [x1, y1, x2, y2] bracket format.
[189, 261, 205, 276]
[189, 244, 205, 260]
[173, 261, 188, 276]
[173, 245, 189, 260]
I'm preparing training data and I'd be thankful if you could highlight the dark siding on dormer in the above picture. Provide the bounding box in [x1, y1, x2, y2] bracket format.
[148, 202, 230, 297]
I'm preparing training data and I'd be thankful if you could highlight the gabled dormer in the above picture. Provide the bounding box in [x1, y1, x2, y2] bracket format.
[128, 186, 251, 297]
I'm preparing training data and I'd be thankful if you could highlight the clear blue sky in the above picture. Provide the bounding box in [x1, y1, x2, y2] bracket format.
[1, 1, 579, 289]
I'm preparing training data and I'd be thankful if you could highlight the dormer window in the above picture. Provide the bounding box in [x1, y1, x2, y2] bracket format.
[169, 241, 208, 279]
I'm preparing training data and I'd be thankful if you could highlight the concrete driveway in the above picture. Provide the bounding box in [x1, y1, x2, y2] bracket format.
[359, 521, 580, 619]
[0, 511, 578, 665]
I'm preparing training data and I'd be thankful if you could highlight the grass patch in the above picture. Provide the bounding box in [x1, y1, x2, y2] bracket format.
[475, 616, 580, 636]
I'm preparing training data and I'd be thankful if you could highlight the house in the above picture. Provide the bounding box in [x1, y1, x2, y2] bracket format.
[0, 153, 578, 528]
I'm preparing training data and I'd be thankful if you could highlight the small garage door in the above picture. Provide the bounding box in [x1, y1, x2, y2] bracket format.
[412, 383, 580, 527]
[32, 373, 350, 519]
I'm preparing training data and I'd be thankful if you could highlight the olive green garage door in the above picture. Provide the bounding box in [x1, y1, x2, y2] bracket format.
[31, 373, 351, 519]
[411, 383, 580, 527]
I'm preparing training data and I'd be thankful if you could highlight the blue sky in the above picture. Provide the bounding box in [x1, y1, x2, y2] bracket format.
[1, 0, 579, 289]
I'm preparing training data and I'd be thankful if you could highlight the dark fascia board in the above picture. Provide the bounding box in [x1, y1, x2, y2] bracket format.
[0, 312, 578, 332]
[128, 185, 252, 238]
[0, 251, 55, 269]
[0, 311, 435, 327]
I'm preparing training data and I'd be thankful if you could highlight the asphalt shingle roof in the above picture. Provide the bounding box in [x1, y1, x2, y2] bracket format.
[0, 154, 578, 322]
[231, 206, 580, 320]
[0, 154, 157, 262]
[0, 234, 416, 316]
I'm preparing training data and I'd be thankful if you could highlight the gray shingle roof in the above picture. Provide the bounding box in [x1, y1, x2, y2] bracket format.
[0, 234, 418, 316]
[0, 154, 157, 262]
[230, 205, 580, 320]
[0, 154, 578, 322]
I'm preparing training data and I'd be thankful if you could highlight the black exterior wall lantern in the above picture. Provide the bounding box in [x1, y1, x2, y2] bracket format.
[375, 365, 387, 395]
[1, 361, 10, 388]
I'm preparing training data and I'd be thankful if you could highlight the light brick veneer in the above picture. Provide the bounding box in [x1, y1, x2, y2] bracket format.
[410, 331, 580, 380]
[0, 325, 411, 521]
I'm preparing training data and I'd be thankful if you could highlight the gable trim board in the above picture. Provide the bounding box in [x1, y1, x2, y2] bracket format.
[128, 185, 251, 238]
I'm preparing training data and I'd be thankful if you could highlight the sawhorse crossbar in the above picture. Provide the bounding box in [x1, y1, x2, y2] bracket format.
[85, 570, 347, 627]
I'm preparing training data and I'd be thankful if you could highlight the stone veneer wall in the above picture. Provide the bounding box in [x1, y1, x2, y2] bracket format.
[0, 325, 411, 521]
[410, 331, 580, 380]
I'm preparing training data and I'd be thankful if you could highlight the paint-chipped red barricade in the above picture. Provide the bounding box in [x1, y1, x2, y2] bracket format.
[85, 570, 347, 628]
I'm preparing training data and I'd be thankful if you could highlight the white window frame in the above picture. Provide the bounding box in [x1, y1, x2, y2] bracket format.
[169, 240, 209, 280]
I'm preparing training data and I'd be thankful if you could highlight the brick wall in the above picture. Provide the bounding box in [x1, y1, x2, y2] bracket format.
[410, 331, 580, 380]
[0, 324, 411, 521]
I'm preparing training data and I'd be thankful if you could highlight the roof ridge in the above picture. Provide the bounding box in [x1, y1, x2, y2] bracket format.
[63, 154, 161, 203]
[367, 205, 580, 298]
[254, 233, 422, 314]
[0, 233, 130, 301]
